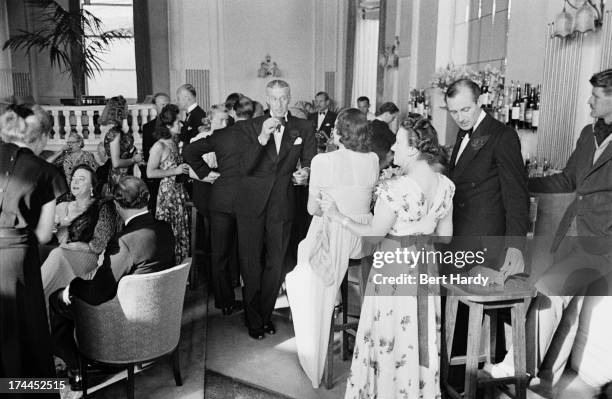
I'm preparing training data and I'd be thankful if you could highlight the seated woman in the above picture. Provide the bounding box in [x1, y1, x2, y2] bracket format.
[46, 132, 98, 189]
[285, 108, 379, 387]
[41, 164, 121, 301]
[319, 118, 454, 398]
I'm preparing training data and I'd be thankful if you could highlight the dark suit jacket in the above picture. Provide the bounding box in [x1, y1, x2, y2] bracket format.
[370, 119, 396, 149]
[236, 115, 316, 220]
[308, 110, 337, 136]
[141, 117, 160, 162]
[530, 124, 612, 252]
[448, 112, 528, 248]
[68, 213, 175, 305]
[179, 105, 206, 147]
[183, 121, 248, 214]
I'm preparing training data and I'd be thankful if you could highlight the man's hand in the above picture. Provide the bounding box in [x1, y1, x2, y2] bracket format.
[258, 118, 279, 146]
[499, 247, 524, 280]
[61, 285, 72, 306]
[292, 167, 310, 186]
[202, 171, 220, 184]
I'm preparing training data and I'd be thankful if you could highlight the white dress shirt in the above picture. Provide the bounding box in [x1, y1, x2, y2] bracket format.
[317, 110, 327, 130]
[455, 110, 486, 164]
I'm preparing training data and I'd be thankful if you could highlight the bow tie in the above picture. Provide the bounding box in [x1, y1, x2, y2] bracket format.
[458, 128, 472, 141]
[274, 117, 287, 132]
[319, 111, 326, 115]
[594, 119, 612, 146]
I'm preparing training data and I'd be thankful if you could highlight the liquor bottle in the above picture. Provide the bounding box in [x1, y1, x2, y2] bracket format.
[532, 92, 540, 131]
[519, 83, 528, 129]
[416, 90, 425, 115]
[525, 153, 531, 176]
[424, 92, 431, 119]
[511, 86, 521, 130]
[525, 87, 534, 130]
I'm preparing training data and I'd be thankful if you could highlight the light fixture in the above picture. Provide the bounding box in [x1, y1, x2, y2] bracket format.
[552, 0, 604, 38]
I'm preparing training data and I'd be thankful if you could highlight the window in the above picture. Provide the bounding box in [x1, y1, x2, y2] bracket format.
[82, 0, 136, 99]
[452, 0, 509, 70]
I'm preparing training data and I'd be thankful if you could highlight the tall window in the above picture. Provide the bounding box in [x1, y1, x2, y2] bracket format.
[351, 6, 379, 109]
[83, 0, 136, 99]
[452, 0, 509, 70]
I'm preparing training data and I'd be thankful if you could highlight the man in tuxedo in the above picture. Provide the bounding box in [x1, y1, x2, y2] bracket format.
[444, 79, 528, 389]
[308, 91, 337, 151]
[357, 96, 375, 121]
[49, 176, 175, 384]
[141, 92, 170, 211]
[235, 80, 316, 339]
[370, 101, 399, 150]
[446, 78, 528, 271]
[176, 83, 206, 148]
[183, 99, 254, 315]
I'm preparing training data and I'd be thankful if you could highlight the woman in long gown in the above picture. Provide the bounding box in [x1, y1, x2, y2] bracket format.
[320, 118, 455, 399]
[285, 109, 379, 388]
[147, 104, 191, 264]
[100, 95, 143, 196]
[0, 105, 67, 396]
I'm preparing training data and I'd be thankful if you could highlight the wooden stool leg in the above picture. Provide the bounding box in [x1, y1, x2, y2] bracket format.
[325, 316, 335, 389]
[441, 295, 459, 393]
[483, 310, 498, 364]
[341, 273, 349, 361]
[464, 303, 483, 399]
[511, 302, 528, 399]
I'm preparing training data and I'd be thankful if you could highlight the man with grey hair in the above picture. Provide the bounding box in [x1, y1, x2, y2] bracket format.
[235, 79, 316, 339]
[176, 84, 206, 148]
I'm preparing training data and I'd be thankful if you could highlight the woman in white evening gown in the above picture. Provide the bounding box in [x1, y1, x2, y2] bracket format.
[320, 118, 455, 399]
[285, 109, 379, 388]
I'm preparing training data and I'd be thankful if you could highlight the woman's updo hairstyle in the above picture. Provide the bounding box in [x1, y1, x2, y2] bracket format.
[335, 108, 371, 153]
[400, 117, 448, 169]
[154, 103, 180, 140]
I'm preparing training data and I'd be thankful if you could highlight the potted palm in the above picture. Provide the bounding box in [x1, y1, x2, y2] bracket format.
[2, 0, 129, 104]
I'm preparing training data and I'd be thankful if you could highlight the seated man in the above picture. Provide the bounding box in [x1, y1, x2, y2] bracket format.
[49, 176, 175, 389]
[487, 68, 612, 386]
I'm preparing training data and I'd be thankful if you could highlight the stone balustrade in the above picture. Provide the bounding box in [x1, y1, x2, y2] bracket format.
[43, 103, 157, 153]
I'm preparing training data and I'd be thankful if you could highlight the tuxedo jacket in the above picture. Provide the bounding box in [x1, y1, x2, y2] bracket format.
[530, 124, 612, 252]
[179, 105, 206, 147]
[141, 117, 159, 162]
[448, 112, 528, 245]
[308, 110, 337, 136]
[183, 121, 248, 214]
[370, 119, 396, 149]
[68, 213, 175, 305]
[236, 115, 316, 220]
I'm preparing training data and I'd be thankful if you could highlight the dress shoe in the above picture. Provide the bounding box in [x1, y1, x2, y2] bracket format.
[248, 328, 265, 340]
[67, 369, 82, 391]
[263, 322, 276, 335]
[221, 300, 244, 316]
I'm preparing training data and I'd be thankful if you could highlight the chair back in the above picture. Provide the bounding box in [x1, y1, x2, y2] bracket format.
[73, 262, 191, 364]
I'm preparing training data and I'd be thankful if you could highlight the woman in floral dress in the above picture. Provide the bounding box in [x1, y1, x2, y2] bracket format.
[100, 96, 143, 196]
[146, 104, 190, 264]
[320, 119, 455, 399]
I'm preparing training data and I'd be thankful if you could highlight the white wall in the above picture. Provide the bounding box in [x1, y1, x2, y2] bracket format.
[221, 0, 314, 105]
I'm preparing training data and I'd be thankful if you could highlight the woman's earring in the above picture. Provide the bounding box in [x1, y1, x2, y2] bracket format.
[90, 188, 94, 197]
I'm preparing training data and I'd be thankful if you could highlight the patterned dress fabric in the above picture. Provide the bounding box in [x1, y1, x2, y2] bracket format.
[103, 127, 135, 194]
[155, 140, 190, 264]
[345, 174, 455, 399]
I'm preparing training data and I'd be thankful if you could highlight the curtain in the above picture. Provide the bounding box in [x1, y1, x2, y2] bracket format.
[351, 16, 379, 109]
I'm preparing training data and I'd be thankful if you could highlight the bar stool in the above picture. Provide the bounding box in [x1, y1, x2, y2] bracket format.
[323, 258, 364, 389]
[441, 277, 536, 399]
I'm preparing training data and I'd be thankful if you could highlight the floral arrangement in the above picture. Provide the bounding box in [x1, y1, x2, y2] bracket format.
[430, 63, 505, 98]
